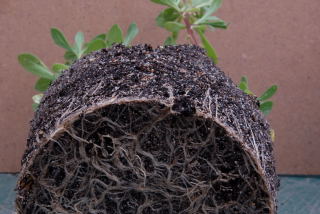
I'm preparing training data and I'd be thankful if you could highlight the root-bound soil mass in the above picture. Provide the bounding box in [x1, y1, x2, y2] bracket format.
[16, 44, 279, 214]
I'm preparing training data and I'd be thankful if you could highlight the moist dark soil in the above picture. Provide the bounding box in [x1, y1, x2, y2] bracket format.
[16, 44, 279, 214]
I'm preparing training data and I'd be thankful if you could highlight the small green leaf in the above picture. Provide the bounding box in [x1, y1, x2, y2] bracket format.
[32, 94, 43, 104]
[260, 101, 273, 116]
[18, 54, 55, 80]
[32, 103, 39, 111]
[240, 76, 248, 84]
[239, 81, 247, 92]
[94, 34, 107, 41]
[185, 7, 202, 13]
[51, 63, 68, 78]
[196, 30, 218, 64]
[35, 78, 51, 92]
[51, 28, 73, 52]
[64, 51, 77, 63]
[192, 24, 207, 33]
[163, 21, 185, 32]
[194, 0, 222, 24]
[123, 23, 139, 46]
[84, 39, 106, 54]
[203, 16, 224, 22]
[150, 0, 180, 11]
[192, 0, 212, 8]
[74, 31, 85, 57]
[156, 8, 180, 27]
[244, 89, 254, 95]
[238, 76, 254, 95]
[238, 76, 248, 91]
[195, 7, 206, 19]
[106, 24, 123, 46]
[164, 36, 175, 45]
[258, 85, 278, 101]
[164, 31, 179, 45]
[205, 21, 228, 29]
[173, 31, 179, 39]
[52, 63, 69, 73]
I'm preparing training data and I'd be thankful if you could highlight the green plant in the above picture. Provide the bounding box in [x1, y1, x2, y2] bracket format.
[18, 0, 277, 117]
[18, 23, 138, 110]
[238, 76, 277, 115]
[152, 0, 228, 64]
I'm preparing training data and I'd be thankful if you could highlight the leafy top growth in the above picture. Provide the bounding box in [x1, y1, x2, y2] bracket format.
[18, 23, 138, 110]
[152, 0, 228, 64]
[18, 0, 277, 118]
[238, 76, 278, 115]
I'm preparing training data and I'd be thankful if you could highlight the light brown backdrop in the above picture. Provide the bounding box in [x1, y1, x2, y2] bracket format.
[0, 0, 319, 174]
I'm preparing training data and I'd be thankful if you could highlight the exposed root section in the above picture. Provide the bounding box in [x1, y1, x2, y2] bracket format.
[17, 101, 272, 214]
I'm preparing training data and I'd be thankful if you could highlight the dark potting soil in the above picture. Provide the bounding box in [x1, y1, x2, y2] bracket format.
[17, 44, 279, 213]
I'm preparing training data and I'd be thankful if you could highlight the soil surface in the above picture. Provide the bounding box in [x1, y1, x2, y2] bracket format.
[17, 44, 279, 214]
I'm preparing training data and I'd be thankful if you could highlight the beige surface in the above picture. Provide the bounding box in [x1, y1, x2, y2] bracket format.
[0, 0, 319, 174]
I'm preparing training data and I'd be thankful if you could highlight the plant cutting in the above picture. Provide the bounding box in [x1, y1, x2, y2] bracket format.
[16, 0, 279, 213]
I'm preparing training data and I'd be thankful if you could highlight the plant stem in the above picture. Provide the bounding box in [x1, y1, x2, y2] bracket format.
[183, 13, 198, 45]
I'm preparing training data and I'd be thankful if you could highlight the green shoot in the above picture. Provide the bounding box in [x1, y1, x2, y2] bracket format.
[238, 76, 278, 116]
[152, 0, 229, 64]
[18, 23, 139, 109]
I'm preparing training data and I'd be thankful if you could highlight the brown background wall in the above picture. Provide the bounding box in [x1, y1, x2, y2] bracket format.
[0, 0, 319, 174]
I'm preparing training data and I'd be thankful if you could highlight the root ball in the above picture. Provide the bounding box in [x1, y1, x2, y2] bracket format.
[16, 44, 278, 214]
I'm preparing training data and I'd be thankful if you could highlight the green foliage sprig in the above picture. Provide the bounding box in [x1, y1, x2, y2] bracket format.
[152, 0, 228, 64]
[18, 0, 277, 118]
[238, 76, 277, 116]
[18, 23, 138, 110]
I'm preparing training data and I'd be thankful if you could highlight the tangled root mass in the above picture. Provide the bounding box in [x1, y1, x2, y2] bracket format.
[17, 101, 271, 214]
